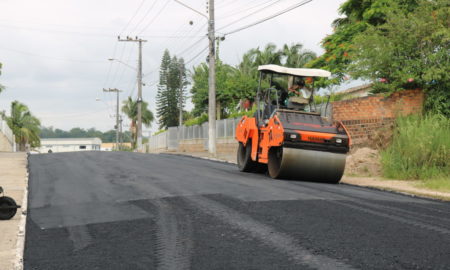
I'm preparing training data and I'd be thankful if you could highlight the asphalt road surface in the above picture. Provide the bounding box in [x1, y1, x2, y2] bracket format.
[25, 151, 450, 270]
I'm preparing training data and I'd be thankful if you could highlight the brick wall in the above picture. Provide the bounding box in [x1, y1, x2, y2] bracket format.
[332, 89, 424, 148]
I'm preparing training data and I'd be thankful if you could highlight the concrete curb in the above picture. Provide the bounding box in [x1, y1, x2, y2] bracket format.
[14, 166, 28, 270]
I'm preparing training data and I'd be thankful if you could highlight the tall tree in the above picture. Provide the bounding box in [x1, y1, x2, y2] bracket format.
[281, 43, 316, 68]
[122, 96, 154, 148]
[307, 0, 420, 87]
[6, 101, 41, 150]
[349, 0, 450, 116]
[156, 50, 187, 129]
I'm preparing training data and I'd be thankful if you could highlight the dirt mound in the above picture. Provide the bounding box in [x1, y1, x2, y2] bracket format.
[345, 147, 382, 177]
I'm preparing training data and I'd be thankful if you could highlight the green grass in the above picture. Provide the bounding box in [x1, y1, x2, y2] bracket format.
[418, 177, 450, 192]
[381, 113, 450, 181]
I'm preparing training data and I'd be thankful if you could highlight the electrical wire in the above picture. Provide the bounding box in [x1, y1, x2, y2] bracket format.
[185, 45, 209, 64]
[223, 0, 313, 36]
[119, 0, 147, 35]
[128, 0, 159, 35]
[217, 0, 275, 21]
[137, 0, 171, 35]
[217, 0, 284, 31]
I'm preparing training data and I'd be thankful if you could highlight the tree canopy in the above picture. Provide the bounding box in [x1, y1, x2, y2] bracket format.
[307, 0, 420, 87]
[190, 43, 316, 119]
[122, 96, 154, 148]
[40, 127, 132, 143]
[6, 101, 41, 150]
[156, 50, 188, 129]
[349, 0, 450, 116]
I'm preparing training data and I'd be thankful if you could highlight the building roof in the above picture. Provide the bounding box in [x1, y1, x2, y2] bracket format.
[339, 83, 373, 95]
[258, 65, 331, 78]
[40, 138, 102, 145]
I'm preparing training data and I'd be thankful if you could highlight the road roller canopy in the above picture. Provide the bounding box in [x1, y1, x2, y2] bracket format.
[258, 65, 331, 78]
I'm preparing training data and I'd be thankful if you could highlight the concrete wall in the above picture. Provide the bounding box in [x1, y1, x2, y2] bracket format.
[0, 115, 15, 152]
[332, 89, 424, 147]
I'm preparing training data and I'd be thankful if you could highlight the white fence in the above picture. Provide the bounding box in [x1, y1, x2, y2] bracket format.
[0, 115, 16, 151]
[148, 118, 241, 152]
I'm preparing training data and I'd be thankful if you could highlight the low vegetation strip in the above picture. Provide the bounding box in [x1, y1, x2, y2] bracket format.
[381, 114, 449, 189]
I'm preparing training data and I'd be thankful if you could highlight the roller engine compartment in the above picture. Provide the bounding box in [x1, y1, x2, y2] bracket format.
[276, 110, 350, 154]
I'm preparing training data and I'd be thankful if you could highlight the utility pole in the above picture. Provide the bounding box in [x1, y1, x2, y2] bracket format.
[103, 88, 122, 150]
[118, 36, 147, 151]
[119, 115, 123, 150]
[179, 64, 184, 127]
[207, 0, 216, 156]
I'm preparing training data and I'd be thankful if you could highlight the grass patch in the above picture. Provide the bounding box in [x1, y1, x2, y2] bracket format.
[381, 113, 449, 180]
[418, 178, 450, 192]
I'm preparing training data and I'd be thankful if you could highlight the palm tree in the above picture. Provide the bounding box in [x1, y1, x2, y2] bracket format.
[6, 101, 41, 151]
[122, 96, 154, 149]
[254, 43, 283, 67]
[281, 43, 317, 68]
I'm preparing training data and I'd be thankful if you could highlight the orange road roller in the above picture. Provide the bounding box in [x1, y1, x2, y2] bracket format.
[235, 65, 351, 183]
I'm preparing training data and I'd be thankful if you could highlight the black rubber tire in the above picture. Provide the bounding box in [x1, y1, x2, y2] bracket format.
[237, 141, 257, 172]
[0, 196, 18, 220]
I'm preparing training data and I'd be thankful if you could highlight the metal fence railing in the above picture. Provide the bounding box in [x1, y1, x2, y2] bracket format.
[148, 117, 241, 152]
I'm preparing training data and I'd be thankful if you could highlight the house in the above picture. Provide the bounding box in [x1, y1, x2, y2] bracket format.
[38, 138, 102, 153]
[339, 83, 372, 100]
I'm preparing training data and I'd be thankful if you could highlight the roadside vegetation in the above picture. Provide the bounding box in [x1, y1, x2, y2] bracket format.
[6, 101, 41, 150]
[381, 114, 450, 189]
[40, 126, 133, 143]
[122, 96, 154, 149]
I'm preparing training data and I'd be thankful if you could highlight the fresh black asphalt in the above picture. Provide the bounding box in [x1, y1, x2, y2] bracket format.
[25, 151, 450, 269]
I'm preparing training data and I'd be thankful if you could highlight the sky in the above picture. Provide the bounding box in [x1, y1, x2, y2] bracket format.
[0, 0, 349, 134]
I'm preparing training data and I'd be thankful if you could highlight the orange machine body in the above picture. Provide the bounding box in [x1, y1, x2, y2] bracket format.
[236, 110, 351, 164]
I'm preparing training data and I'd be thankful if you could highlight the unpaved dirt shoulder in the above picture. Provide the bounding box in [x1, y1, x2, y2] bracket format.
[0, 152, 28, 270]
[341, 176, 450, 201]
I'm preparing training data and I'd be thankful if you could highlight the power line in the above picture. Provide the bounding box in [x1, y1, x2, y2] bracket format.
[217, 0, 284, 31]
[119, 0, 147, 35]
[223, 0, 313, 36]
[137, 0, 171, 35]
[128, 0, 159, 35]
[185, 45, 209, 64]
[217, 0, 275, 21]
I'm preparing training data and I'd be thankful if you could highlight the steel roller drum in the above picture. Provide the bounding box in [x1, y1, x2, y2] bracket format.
[268, 147, 346, 183]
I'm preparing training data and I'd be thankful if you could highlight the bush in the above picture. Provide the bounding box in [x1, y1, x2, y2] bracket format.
[381, 114, 450, 180]
[184, 114, 208, 127]
[227, 107, 256, 119]
[153, 129, 167, 136]
[313, 93, 345, 104]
